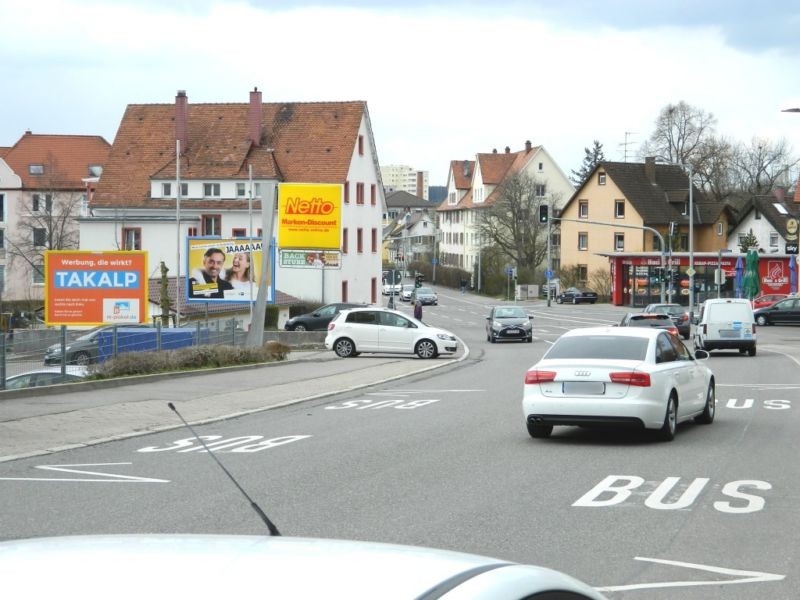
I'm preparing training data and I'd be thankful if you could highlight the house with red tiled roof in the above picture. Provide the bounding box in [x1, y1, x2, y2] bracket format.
[80, 89, 385, 326]
[437, 142, 573, 278]
[0, 131, 110, 301]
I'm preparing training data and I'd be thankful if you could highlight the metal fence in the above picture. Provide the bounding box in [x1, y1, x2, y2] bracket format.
[0, 317, 249, 391]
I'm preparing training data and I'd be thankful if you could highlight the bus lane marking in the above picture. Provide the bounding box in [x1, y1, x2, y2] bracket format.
[0, 462, 169, 483]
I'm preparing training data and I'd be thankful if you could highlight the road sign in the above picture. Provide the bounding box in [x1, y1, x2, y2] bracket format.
[545, 269, 553, 279]
[432, 258, 438, 265]
[506, 267, 514, 276]
[686, 267, 696, 277]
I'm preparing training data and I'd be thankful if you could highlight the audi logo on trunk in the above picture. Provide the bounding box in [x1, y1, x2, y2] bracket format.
[574, 370, 591, 377]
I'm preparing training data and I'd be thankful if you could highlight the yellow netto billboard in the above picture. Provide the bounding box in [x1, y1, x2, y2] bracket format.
[278, 183, 341, 250]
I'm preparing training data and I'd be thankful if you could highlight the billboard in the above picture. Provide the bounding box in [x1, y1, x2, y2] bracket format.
[278, 183, 341, 249]
[279, 249, 341, 269]
[44, 251, 148, 326]
[186, 237, 274, 303]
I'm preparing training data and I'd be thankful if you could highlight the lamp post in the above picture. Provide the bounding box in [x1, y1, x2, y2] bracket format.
[717, 248, 732, 298]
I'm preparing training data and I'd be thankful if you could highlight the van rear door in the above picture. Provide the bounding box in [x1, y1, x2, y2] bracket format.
[707, 302, 755, 342]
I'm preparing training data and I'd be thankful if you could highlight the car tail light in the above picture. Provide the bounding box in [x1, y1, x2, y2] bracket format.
[327, 323, 336, 331]
[752, 324, 757, 334]
[609, 371, 651, 387]
[702, 324, 707, 335]
[525, 370, 556, 384]
[679, 313, 688, 323]
[667, 326, 679, 336]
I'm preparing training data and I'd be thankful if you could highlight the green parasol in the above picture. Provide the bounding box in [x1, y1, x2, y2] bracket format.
[741, 249, 761, 300]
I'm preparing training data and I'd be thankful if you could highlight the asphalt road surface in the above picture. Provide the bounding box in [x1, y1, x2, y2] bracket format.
[1, 291, 798, 599]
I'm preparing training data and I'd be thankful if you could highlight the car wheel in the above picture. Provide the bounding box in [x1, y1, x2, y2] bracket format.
[657, 395, 677, 442]
[695, 381, 715, 424]
[756, 315, 767, 326]
[556, 297, 563, 304]
[526, 336, 533, 343]
[748, 346, 756, 357]
[333, 338, 355, 358]
[572, 297, 578, 305]
[293, 324, 307, 332]
[526, 421, 553, 439]
[73, 351, 91, 366]
[415, 339, 438, 359]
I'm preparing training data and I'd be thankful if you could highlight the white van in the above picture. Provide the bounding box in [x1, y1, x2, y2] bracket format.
[692, 298, 756, 356]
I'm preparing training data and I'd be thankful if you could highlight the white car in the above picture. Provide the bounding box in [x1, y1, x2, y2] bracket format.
[400, 284, 415, 301]
[522, 327, 715, 441]
[381, 282, 402, 295]
[325, 307, 458, 358]
[0, 534, 607, 599]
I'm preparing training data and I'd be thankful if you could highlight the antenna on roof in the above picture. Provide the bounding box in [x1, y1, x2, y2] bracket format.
[619, 131, 637, 162]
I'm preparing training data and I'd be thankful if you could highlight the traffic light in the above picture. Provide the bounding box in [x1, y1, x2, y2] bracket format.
[538, 204, 549, 224]
[415, 273, 424, 288]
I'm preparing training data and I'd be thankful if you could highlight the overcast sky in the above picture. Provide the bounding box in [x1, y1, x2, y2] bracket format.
[2, 0, 799, 186]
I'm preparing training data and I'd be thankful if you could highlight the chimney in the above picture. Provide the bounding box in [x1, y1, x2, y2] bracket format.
[462, 160, 469, 177]
[774, 186, 786, 202]
[795, 176, 800, 203]
[525, 140, 532, 153]
[416, 171, 424, 197]
[249, 87, 262, 147]
[505, 146, 510, 154]
[175, 90, 188, 156]
[492, 148, 497, 154]
[644, 156, 656, 184]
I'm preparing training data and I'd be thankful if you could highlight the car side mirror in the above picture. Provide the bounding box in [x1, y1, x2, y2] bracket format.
[486, 316, 491, 320]
[312, 312, 320, 317]
[694, 349, 709, 360]
[528, 315, 533, 319]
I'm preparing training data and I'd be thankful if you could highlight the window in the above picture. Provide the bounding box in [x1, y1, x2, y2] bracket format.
[656, 334, 678, 363]
[162, 183, 172, 197]
[737, 233, 746, 246]
[579, 201, 588, 219]
[357, 228, 363, 253]
[615, 200, 625, 218]
[716, 222, 724, 236]
[257, 228, 263, 237]
[32, 193, 52, 212]
[179, 183, 188, 197]
[188, 227, 198, 237]
[578, 232, 588, 251]
[341, 280, 348, 302]
[614, 232, 624, 251]
[0, 266, 4, 291]
[88, 165, 103, 177]
[770, 232, 779, 247]
[236, 183, 246, 197]
[122, 227, 141, 250]
[253, 183, 261, 198]
[755, 210, 761, 220]
[534, 183, 546, 197]
[652, 237, 662, 251]
[371, 277, 377, 305]
[598, 172, 606, 185]
[358, 135, 364, 156]
[371, 228, 377, 253]
[203, 183, 221, 197]
[538, 162, 543, 171]
[578, 264, 588, 283]
[33, 228, 47, 247]
[0, 194, 4, 222]
[551, 232, 561, 248]
[232, 228, 247, 238]
[682, 202, 688, 216]
[0, 229, 4, 250]
[370, 184, 376, 206]
[356, 182, 364, 205]
[201, 214, 221, 236]
[33, 262, 45, 285]
[679, 234, 689, 251]
[342, 228, 348, 254]
[29, 164, 44, 175]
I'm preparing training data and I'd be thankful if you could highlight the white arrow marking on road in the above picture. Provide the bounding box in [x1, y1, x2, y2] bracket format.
[0, 463, 169, 483]
[596, 556, 785, 592]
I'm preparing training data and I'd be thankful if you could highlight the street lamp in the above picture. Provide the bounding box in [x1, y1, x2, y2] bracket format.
[717, 248, 732, 298]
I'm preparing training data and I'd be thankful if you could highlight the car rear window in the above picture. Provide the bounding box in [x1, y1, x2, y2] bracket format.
[627, 315, 673, 327]
[707, 303, 753, 322]
[546, 335, 649, 360]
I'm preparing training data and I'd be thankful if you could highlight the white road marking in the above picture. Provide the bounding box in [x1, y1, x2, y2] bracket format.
[0, 463, 169, 483]
[596, 556, 784, 592]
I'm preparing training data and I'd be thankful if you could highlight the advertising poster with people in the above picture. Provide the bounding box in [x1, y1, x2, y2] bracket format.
[279, 249, 341, 269]
[185, 238, 273, 303]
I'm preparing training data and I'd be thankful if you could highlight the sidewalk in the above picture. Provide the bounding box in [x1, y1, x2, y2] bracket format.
[0, 349, 464, 463]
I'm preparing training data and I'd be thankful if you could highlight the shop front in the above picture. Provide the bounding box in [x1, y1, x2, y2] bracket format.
[607, 253, 794, 308]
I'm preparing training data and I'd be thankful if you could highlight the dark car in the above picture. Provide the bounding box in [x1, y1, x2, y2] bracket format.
[410, 286, 438, 305]
[643, 303, 690, 339]
[485, 305, 533, 343]
[556, 287, 598, 304]
[753, 297, 800, 326]
[618, 312, 679, 336]
[284, 302, 367, 331]
[43, 324, 150, 365]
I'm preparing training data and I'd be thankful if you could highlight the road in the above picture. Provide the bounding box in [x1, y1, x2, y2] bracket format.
[0, 290, 798, 598]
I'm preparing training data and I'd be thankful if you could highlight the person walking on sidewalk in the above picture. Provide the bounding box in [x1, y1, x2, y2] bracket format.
[413, 299, 423, 320]
[460, 278, 467, 294]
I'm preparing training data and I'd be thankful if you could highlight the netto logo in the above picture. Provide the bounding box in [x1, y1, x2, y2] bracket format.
[285, 196, 335, 215]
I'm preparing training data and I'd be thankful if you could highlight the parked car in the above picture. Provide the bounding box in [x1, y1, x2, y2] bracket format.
[43, 324, 150, 365]
[522, 326, 714, 441]
[486, 305, 533, 343]
[642, 303, 690, 339]
[751, 293, 789, 310]
[284, 302, 367, 331]
[556, 287, 598, 304]
[381, 281, 402, 295]
[619, 312, 679, 337]
[753, 296, 800, 326]
[399, 284, 415, 302]
[410, 286, 438, 305]
[5, 366, 88, 390]
[0, 534, 607, 599]
[325, 307, 457, 358]
[692, 298, 757, 356]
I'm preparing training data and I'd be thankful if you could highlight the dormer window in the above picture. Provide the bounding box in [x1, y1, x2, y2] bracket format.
[88, 165, 103, 177]
[29, 164, 44, 175]
[598, 172, 606, 185]
[682, 202, 688, 216]
[162, 183, 172, 197]
[203, 183, 221, 197]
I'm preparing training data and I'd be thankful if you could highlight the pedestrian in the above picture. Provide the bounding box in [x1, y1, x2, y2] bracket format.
[414, 299, 423, 320]
[460, 278, 467, 294]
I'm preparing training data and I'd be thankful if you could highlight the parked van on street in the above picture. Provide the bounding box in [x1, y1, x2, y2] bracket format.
[692, 298, 757, 356]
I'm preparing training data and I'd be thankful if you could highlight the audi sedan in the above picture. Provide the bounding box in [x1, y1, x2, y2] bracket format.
[486, 305, 533, 343]
[522, 327, 714, 442]
[556, 287, 598, 304]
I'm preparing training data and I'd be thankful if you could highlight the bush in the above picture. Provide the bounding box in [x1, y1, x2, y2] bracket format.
[92, 340, 291, 379]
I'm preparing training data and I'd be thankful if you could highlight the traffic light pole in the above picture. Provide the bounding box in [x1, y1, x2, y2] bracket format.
[546, 205, 552, 307]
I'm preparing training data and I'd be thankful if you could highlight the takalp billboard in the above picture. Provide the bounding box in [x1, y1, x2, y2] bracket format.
[45, 251, 148, 326]
[278, 183, 342, 249]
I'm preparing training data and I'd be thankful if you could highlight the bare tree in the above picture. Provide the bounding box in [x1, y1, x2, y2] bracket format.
[730, 137, 799, 196]
[476, 172, 557, 271]
[639, 101, 718, 171]
[693, 135, 737, 202]
[6, 155, 84, 281]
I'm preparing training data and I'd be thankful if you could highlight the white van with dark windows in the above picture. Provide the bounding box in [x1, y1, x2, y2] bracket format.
[692, 298, 757, 356]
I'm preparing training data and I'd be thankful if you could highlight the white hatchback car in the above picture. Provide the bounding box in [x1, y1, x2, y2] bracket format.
[325, 307, 458, 358]
[522, 327, 715, 441]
